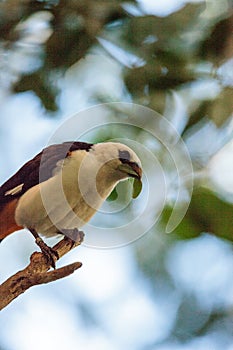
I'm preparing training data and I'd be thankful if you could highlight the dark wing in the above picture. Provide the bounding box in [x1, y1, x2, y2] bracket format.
[0, 141, 93, 205]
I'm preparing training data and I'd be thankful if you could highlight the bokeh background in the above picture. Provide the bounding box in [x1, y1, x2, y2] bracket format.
[0, 0, 233, 349]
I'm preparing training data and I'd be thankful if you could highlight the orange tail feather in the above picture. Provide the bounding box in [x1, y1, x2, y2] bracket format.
[0, 198, 23, 241]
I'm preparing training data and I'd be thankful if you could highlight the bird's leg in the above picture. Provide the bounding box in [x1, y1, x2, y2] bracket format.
[61, 228, 85, 248]
[28, 228, 59, 269]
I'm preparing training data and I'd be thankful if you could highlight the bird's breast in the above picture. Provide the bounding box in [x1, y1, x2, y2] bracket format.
[14, 154, 110, 237]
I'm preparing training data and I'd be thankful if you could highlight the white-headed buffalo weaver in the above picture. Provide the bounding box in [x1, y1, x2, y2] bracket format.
[0, 141, 142, 267]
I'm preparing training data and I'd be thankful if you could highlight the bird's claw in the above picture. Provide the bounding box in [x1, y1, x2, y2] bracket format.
[35, 237, 59, 269]
[61, 228, 84, 244]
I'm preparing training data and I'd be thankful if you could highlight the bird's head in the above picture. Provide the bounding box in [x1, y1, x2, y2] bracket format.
[91, 142, 142, 182]
[70, 141, 142, 203]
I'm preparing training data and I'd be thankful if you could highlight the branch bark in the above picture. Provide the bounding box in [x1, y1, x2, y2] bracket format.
[0, 233, 84, 311]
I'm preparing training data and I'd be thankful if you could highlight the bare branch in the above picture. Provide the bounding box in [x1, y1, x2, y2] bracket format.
[0, 233, 84, 311]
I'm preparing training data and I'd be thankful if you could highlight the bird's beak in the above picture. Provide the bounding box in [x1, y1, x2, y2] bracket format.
[118, 162, 142, 180]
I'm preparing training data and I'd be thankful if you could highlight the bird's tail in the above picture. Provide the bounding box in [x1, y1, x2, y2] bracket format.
[0, 198, 23, 242]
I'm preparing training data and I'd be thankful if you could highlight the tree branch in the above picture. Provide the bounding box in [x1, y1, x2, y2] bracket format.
[0, 232, 84, 311]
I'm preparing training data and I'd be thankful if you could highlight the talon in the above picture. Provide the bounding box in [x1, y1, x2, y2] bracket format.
[35, 237, 59, 269]
[62, 228, 85, 243]
[29, 228, 59, 269]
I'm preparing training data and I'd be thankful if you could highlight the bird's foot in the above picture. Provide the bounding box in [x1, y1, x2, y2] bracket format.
[35, 236, 59, 269]
[61, 228, 85, 247]
[29, 228, 59, 269]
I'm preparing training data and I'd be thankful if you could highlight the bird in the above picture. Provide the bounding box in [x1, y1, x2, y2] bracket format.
[0, 141, 142, 267]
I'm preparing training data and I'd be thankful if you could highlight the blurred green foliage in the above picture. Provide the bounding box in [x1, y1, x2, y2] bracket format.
[1, 1, 232, 124]
[0, 0, 131, 110]
[163, 188, 233, 241]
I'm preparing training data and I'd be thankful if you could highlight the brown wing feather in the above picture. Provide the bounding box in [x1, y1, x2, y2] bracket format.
[0, 141, 93, 202]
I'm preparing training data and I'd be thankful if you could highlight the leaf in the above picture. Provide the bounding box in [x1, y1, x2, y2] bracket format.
[199, 14, 233, 64]
[107, 187, 118, 201]
[125, 4, 205, 48]
[207, 87, 233, 126]
[14, 72, 58, 111]
[132, 178, 142, 199]
[183, 101, 210, 133]
[125, 57, 194, 96]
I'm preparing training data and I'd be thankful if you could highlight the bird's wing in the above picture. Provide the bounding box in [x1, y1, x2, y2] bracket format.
[0, 141, 93, 205]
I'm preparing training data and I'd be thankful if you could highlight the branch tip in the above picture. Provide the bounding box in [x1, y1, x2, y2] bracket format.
[0, 235, 83, 311]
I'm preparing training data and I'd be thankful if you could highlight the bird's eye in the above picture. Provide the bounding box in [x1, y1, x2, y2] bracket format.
[119, 150, 130, 162]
